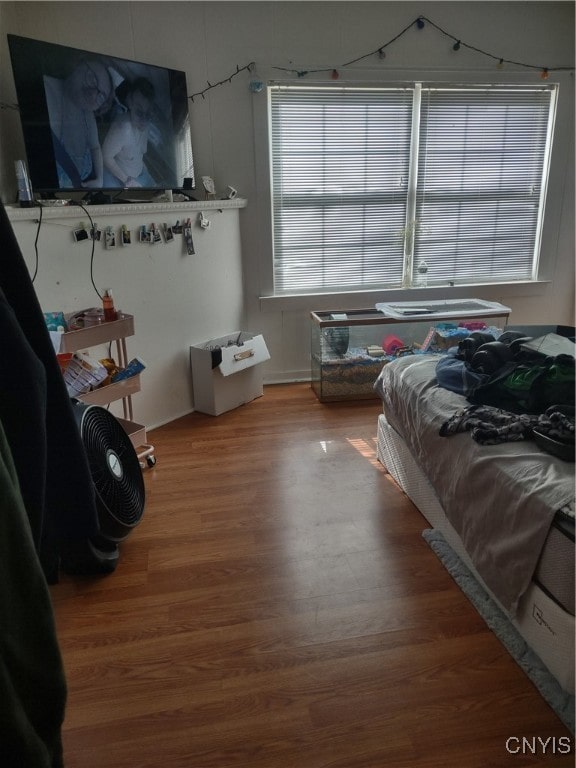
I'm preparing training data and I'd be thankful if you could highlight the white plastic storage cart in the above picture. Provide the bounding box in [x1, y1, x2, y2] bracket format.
[60, 313, 155, 467]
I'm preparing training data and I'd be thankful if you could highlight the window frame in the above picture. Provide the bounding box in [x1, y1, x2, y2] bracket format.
[254, 68, 572, 309]
[268, 80, 557, 296]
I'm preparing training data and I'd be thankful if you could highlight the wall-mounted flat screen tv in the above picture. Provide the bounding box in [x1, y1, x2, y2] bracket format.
[8, 34, 194, 197]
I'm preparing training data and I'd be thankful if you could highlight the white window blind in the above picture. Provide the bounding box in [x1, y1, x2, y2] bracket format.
[269, 83, 556, 295]
[270, 87, 413, 293]
[414, 87, 555, 284]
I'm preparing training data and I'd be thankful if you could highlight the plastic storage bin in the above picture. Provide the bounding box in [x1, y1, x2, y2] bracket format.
[190, 332, 270, 415]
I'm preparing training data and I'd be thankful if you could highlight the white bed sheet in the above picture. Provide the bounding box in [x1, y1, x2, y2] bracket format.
[375, 354, 575, 614]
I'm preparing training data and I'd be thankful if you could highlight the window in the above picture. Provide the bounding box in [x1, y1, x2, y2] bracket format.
[269, 84, 556, 295]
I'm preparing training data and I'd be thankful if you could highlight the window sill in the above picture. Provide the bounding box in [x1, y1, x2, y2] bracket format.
[259, 281, 550, 312]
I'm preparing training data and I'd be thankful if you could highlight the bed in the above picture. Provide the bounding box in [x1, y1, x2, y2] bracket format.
[374, 353, 575, 694]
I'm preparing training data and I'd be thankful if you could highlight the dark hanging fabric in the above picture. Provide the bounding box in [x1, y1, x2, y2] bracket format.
[0, 282, 49, 551]
[0, 198, 100, 765]
[0, 417, 66, 767]
[0, 199, 99, 576]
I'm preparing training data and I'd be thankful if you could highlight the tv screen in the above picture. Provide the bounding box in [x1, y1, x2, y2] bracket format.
[7, 34, 194, 197]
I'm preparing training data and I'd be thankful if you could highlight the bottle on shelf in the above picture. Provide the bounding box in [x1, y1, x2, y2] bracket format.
[414, 259, 428, 288]
[102, 289, 118, 322]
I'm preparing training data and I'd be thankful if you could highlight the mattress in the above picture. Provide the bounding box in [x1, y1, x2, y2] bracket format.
[374, 354, 575, 615]
[377, 412, 575, 694]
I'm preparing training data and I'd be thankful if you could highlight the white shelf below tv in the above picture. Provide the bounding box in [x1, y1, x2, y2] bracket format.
[6, 198, 247, 221]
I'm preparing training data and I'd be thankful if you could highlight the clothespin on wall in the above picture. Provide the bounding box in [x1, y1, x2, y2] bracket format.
[91, 222, 102, 241]
[163, 223, 174, 242]
[183, 218, 195, 255]
[105, 225, 116, 249]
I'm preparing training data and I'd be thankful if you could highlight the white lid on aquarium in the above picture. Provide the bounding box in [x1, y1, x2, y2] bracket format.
[375, 298, 511, 319]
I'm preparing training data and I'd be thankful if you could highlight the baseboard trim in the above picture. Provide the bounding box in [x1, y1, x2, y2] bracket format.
[263, 372, 311, 385]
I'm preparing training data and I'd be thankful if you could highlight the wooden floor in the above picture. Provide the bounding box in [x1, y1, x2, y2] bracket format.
[50, 383, 573, 767]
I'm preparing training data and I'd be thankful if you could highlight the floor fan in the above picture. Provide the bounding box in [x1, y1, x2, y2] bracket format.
[61, 400, 146, 574]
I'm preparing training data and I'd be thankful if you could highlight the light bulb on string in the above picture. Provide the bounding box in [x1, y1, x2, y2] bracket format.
[540, 68, 549, 80]
[496, 58, 504, 70]
[452, 40, 461, 51]
[248, 62, 264, 93]
[331, 69, 340, 80]
[417, 17, 425, 29]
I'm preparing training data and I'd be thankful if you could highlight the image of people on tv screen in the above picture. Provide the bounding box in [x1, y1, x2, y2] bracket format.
[19, 34, 188, 193]
[102, 77, 158, 188]
[43, 57, 114, 189]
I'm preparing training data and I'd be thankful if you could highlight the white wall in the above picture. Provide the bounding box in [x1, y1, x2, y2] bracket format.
[0, 2, 574, 426]
[7, 201, 246, 428]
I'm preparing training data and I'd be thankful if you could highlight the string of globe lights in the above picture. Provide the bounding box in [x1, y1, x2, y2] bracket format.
[0, 14, 572, 111]
[187, 13, 574, 102]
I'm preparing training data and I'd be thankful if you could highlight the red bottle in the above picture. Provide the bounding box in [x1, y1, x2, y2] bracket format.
[102, 289, 118, 322]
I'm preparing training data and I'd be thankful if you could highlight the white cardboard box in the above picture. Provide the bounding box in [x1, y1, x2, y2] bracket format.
[190, 332, 270, 416]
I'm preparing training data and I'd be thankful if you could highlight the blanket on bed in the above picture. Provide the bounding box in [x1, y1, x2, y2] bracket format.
[375, 354, 575, 614]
